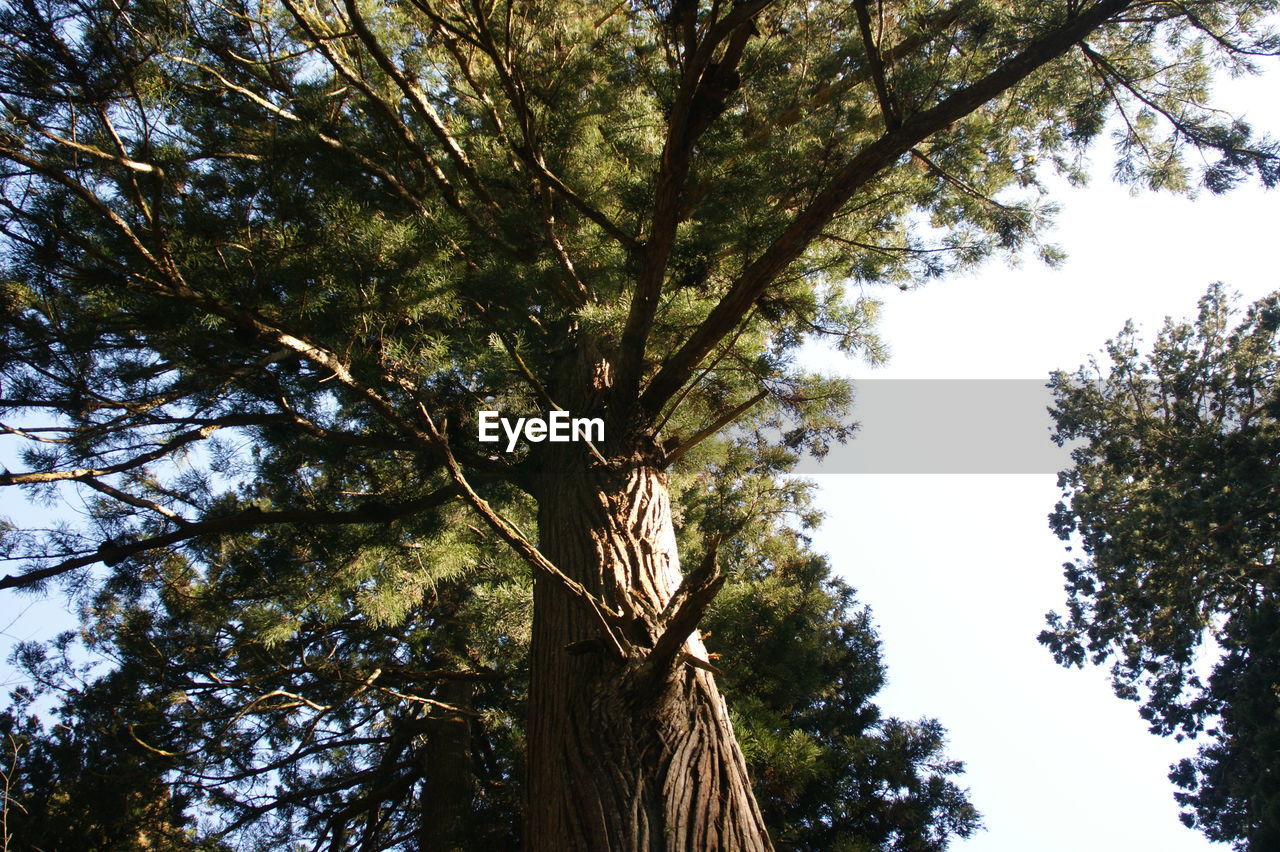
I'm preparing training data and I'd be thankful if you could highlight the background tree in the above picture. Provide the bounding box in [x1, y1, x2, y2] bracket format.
[1, 0, 1277, 849]
[0, 674, 226, 851]
[1043, 284, 1280, 851]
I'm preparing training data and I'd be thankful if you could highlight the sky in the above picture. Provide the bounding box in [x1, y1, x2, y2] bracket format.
[802, 72, 1280, 851]
[1, 52, 1276, 852]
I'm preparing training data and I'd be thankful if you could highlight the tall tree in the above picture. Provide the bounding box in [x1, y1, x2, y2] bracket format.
[0, 1, 1276, 848]
[4, 451, 980, 850]
[1043, 284, 1280, 850]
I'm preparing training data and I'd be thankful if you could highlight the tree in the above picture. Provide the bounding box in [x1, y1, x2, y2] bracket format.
[1043, 284, 1280, 850]
[0, 670, 226, 851]
[0, 0, 1276, 849]
[3, 455, 981, 850]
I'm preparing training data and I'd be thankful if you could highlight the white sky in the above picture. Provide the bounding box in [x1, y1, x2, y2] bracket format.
[1, 59, 1276, 852]
[807, 72, 1279, 850]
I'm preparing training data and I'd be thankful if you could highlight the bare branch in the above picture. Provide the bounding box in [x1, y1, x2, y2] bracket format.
[639, 537, 725, 680]
[1, 421, 236, 486]
[77, 475, 187, 522]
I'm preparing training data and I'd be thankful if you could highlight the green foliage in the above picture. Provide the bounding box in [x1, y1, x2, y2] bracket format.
[709, 558, 979, 851]
[0, 0, 1276, 848]
[673, 440, 981, 850]
[1044, 283, 1280, 850]
[1, 673, 225, 851]
[4, 455, 979, 850]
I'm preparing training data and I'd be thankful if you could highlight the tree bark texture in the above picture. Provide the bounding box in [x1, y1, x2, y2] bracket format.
[526, 438, 772, 851]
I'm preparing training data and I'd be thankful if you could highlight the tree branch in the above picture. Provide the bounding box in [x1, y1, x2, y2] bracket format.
[277, 0, 501, 241]
[339, 0, 496, 207]
[641, 0, 1135, 412]
[1, 421, 237, 486]
[853, 0, 899, 130]
[736, 0, 974, 157]
[639, 537, 724, 680]
[615, 10, 763, 406]
[663, 389, 769, 468]
[0, 485, 461, 591]
[459, 0, 641, 253]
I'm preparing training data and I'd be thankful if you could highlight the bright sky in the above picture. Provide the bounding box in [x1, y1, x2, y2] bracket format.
[806, 72, 1279, 851]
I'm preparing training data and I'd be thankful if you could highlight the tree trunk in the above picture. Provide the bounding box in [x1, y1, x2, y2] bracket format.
[421, 678, 474, 851]
[526, 439, 772, 851]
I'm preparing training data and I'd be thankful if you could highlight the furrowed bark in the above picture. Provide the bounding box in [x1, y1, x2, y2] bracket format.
[529, 454, 769, 851]
[525, 347, 770, 852]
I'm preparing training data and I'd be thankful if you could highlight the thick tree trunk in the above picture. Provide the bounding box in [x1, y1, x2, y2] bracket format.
[526, 441, 772, 851]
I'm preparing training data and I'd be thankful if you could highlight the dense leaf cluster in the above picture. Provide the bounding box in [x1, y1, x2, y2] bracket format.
[1044, 284, 1280, 850]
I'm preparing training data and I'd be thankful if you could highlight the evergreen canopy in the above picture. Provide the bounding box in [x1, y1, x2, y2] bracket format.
[1046, 284, 1280, 851]
[0, 0, 1277, 848]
